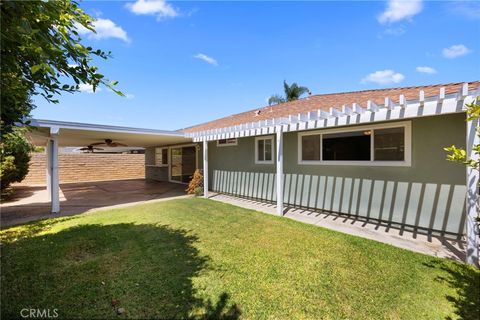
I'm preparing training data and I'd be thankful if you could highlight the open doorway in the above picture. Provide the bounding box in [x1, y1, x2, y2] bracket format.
[170, 145, 197, 183]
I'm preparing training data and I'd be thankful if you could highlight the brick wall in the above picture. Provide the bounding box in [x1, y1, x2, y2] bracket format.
[19, 153, 145, 185]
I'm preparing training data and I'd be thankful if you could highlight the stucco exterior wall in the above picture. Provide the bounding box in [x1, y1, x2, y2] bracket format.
[208, 113, 467, 235]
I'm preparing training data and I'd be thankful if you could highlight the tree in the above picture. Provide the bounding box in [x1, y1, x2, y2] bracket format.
[0, 0, 123, 135]
[268, 80, 310, 106]
[0, 128, 33, 195]
[444, 97, 480, 169]
[0, 0, 123, 191]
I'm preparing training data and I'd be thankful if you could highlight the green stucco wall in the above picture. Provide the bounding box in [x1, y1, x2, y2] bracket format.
[208, 113, 467, 235]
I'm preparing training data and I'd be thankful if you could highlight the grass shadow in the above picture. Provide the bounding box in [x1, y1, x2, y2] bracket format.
[423, 260, 480, 320]
[1, 223, 240, 319]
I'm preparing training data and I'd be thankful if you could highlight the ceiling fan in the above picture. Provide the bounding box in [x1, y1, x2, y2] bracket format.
[89, 139, 128, 147]
[79, 145, 104, 153]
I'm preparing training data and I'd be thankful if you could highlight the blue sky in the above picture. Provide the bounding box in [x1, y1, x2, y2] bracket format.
[32, 0, 480, 130]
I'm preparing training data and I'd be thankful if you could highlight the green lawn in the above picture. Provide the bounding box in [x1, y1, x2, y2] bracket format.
[1, 198, 479, 319]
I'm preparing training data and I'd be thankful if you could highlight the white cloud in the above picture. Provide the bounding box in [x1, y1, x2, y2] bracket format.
[125, 93, 135, 99]
[442, 44, 472, 59]
[451, 1, 480, 20]
[126, 0, 178, 20]
[78, 84, 102, 94]
[76, 18, 130, 43]
[416, 66, 437, 74]
[378, 0, 423, 24]
[361, 70, 405, 85]
[384, 27, 406, 36]
[193, 53, 218, 66]
[378, 26, 406, 39]
[75, 23, 90, 35]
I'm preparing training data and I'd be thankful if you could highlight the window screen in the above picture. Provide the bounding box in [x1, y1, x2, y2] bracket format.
[218, 138, 237, 146]
[322, 130, 371, 161]
[155, 148, 168, 166]
[256, 137, 273, 162]
[264, 139, 272, 161]
[161, 148, 168, 165]
[257, 139, 264, 161]
[301, 134, 321, 161]
[374, 127, 405, 161]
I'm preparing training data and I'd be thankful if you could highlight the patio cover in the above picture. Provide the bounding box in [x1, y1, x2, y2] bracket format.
[26, 119, 193, 218]
[28, 119, 191, 147]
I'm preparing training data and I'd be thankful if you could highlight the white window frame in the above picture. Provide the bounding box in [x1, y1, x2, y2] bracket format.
[154, 147, 169, 167]
[297, 121, 411, 167]
[255, 135, 275, 164]
[217, 138, 238, 147]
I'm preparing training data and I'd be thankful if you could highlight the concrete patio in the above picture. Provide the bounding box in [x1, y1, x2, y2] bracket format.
[1, 179, 187, 227]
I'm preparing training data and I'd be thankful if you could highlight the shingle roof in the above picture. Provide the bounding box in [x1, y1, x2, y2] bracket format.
[182, 81, 480, 133]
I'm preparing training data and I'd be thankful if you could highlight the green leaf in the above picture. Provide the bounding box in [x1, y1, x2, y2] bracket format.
[30, 65, 42, 74]
[1, 0, 126, 136]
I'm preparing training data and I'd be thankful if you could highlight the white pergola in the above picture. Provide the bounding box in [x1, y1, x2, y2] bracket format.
[190, 83, 480, 266]
[28, 119, 192, 214]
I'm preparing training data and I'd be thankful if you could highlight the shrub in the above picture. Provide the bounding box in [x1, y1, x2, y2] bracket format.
[186, 169, 203, 196]
[1, 128, 32, 193]
[194, 186, 204, 197]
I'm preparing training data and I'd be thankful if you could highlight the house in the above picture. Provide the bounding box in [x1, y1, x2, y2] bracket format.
[28, 81, 480, 265]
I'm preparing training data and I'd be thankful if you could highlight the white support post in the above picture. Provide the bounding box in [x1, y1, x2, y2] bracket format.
[276, 126, 284, 215]
[46, 140, 52, 202]
[203, 139, 209, 198]
[466, 114, 479, 267]
[46, 133, 60, 214]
